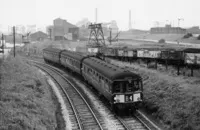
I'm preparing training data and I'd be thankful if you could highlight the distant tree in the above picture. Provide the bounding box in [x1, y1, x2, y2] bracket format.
[158, 39, 165, 43]
[183, 33, 193, 38]
[197, 35, 200, 40]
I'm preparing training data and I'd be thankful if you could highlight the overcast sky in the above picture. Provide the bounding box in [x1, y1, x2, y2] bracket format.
[1, 0, 200, 31]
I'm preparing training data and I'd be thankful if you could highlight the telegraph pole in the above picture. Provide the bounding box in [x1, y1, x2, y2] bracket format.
[2, 34, 4, 54]
[49, 28, 52, 40]
[13, 26, 16, 57]
[109, 28, 112, 45]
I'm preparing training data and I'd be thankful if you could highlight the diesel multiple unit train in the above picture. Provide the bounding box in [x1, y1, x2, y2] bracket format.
[43, 47, 143, 111]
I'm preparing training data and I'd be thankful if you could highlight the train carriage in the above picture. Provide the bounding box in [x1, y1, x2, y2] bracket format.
[82, 57, 143, 110]
[43, 48, 62, 64]
[184, 48, 200, 65]
[137, 49, 161, 59]
[126, 49, 137, 58]
[117, 49, 124, 57]
[160, 49, 184, 60]
[43, 47, 143, 112]
[104, 47, 115, 57]
[159, 49, 185, 65]
[60, 50, 83, 74]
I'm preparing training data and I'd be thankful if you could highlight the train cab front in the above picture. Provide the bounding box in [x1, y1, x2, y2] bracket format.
[112, 78, 143, 111]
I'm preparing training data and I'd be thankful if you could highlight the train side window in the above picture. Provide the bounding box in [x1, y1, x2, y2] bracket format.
[96, 73, 98, 80]
[105, 79, 108, 84]
[102, 77, 104, 81]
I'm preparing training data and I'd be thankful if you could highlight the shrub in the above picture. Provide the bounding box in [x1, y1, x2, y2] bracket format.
[158, 39, 165, 43]
[183, 33, 193, 38]
[197, 35, 200, 40]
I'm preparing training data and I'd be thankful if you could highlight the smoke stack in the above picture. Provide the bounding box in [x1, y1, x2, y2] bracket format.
[129, 10, 132, 30]
[95, 8, 98, 23]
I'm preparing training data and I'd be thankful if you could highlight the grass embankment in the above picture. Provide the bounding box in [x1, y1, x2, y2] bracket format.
[0, 56, 57, 130]
[112, 60, 200, 130]
[120, 33, 200, 44]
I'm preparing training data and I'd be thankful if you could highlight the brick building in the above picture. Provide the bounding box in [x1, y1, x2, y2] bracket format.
[47, 18, 79, 41]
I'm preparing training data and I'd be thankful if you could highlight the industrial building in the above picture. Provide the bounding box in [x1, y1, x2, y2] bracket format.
[150, 24, 186, 34]
[30, 31, 48, 41]
[47, 18, 79, 41]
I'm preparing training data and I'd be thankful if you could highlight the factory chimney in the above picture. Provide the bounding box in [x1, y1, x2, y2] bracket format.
[129, 10, 132, 30]
[95, 8, 98, 23]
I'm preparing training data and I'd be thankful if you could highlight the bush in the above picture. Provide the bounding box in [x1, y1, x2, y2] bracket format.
[158, 39, 165, 43]
[197, 35, 200, 40]
[183, 33, 193, 38]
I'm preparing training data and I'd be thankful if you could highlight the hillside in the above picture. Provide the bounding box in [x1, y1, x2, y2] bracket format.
[119, 31, 200, 44]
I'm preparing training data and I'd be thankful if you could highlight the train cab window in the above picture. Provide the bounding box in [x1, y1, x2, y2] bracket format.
[134, 81, 139, 91]
[113, 82, 121, 93]
[116, 84, 121, 93]
[133, 80, 140, 91]
[126, 82, 133, 92]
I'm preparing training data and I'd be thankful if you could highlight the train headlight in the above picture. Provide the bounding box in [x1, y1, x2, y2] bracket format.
[114, 95, 124, 103]
[133, 93, 141, 102]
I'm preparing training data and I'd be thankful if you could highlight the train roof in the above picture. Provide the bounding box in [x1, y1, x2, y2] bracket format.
[43, 47, 63, 53]
[83, 57, 141, 81]
[61, 50, 85, 61]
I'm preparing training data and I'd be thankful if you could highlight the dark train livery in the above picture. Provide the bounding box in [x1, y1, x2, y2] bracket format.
[43, 47, 143, 111]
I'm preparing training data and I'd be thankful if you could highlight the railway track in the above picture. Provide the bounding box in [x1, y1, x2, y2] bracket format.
[134, 110, 161, 130]
[114, 110, 160, 130]
[28, 59, 162, 130]
[33, 62, 104, 130]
